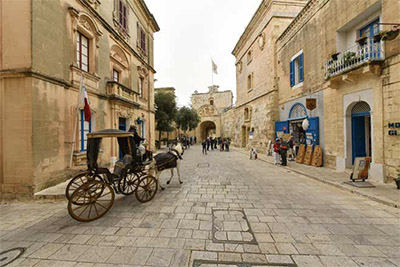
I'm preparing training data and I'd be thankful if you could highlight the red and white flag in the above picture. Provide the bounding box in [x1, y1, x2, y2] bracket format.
[79, 77, 91, 122]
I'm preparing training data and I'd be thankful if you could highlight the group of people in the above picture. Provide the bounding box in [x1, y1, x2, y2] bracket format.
[176, 135, 196, 149]
[201, 137, 230, 155]
[273, 136, 295, 166]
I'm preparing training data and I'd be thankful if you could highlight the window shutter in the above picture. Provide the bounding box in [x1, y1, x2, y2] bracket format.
[299, 53, 304, 82]
[289, 60, 294, 87]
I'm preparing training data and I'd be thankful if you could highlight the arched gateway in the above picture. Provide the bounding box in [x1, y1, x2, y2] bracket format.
[200, 121, 216, 140]
[190, 85, 233, 142]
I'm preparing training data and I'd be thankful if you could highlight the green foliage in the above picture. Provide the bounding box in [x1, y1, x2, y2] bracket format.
[175, 106, 200, 133]
[155, 91, 177, 133]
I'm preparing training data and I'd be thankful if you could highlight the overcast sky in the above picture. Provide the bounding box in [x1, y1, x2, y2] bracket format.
[145, 0, 262, 107]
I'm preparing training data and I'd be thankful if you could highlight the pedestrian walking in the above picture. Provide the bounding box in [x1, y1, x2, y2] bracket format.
[202, 139, 207, 154]
[280, 139, 288, 166]
[273, 138, 281, 165]
[210, 137, 214, 150]
[288, 136, 295, 161]
[225, 139, 230, 151]
[206, 138, 210, 151]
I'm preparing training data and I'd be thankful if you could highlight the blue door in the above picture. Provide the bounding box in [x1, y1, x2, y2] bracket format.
[305, 117, 319, 145]
[351, 115, 367, 164]
[119, 117, 127, 159]
[275, 121, 289, 138]
[360, 18, 380, 59]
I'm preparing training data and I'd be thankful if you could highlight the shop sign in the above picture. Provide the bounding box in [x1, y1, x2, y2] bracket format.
[388, 122, 400, 136]
[306, 98, 317, 110]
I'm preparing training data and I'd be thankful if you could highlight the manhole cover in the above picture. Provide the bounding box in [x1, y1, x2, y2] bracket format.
[212, 209, 257, 244]
[197, 163, 210, 168]
[0, 247, 25, 266]
[193, 260, 297, 267]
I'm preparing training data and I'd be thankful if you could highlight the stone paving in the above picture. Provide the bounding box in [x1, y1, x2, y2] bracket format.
[1, 145, 400, 266]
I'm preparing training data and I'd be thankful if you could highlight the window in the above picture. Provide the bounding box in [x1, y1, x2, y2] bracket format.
[210, 99, 214, 105]
[79, 110, 92, 151]
[140, 29, 146, 52]
[247, 50, 252, 64]
[77, 32, 89, 72]
[247, 73, 253, 90]
[244, 108, 249, 120]
[113, 69, 120, 82]
[139, 77, 144, 97]
[290, 52, 304, 87]
[118, 0, 127, 30]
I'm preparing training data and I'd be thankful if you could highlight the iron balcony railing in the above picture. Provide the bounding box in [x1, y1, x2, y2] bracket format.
[325, 37, 385, 78]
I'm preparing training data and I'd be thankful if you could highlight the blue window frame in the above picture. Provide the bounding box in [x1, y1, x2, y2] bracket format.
[79, 110, 92, 151]
[290, 52, 304, 87]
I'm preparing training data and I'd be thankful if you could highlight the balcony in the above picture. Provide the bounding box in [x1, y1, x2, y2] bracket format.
[325, 38, 384, 78]
[106, 81, 140, 108]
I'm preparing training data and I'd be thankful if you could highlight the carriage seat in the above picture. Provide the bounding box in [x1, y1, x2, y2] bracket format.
[113, 154, 133, 177]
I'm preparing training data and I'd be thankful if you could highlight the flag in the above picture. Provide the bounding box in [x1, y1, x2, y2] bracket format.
[78, 77, 91, 122]
[212, 60, 218, 74]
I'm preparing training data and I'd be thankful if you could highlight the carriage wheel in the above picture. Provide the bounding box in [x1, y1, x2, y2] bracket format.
[135, 175, 158, 203]
[65, 172, 104, 201]
[68, 180, 114, 222]
[118, 173, 140, 195]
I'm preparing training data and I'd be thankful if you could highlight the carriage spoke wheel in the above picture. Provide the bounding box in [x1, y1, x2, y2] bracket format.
[135, 175, 158, 203]
[118, 173, 139, 195]
[65, 172, 104, 201]
[68, 180, 115, 222]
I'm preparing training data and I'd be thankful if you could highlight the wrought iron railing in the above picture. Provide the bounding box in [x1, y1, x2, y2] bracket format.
[325, 37, 385, 78]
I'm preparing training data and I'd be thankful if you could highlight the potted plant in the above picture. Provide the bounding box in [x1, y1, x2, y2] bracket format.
[395, 173, 400, 190]
[330, 52, 340, 61]
[327, 67, 335, 74]
[343, 52, 356, 64]
[356, 34, 368, 46]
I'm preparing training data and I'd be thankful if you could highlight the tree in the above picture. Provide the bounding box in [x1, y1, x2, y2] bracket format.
[175, 106, 200, 134]
[155, 91, 177, 142]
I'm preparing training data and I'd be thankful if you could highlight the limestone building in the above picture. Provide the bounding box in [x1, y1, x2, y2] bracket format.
[0, 0, 159, 199]
[275, 0, 400, 182]
[223, 0, 308, 150]
[191, 85, 233, 140]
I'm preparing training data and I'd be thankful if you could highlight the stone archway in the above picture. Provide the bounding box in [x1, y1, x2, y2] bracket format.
[200, 121, 216, 140]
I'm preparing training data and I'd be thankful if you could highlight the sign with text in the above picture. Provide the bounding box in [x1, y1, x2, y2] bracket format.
[388, 122, 400, 136]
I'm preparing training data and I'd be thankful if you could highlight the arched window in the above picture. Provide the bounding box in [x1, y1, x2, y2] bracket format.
[110, 45, 129, 86]
[289, 103, 307, 119]
[244, 107, 250, 121]
[351, 101, 370, 114]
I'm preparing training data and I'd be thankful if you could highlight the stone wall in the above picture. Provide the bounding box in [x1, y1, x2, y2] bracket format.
[275, 0, 399, 182]
[0, 0, 159, 199]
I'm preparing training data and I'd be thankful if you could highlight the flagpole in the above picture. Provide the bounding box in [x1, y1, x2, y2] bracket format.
[69, 74, 83, 168]
[211, 58, 214, 87]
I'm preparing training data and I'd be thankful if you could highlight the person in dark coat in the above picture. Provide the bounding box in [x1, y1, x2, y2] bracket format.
[206, 138, 210, 151]
[202, 139, 207, 154]
[280, 139, 289, 166]
[129, 126, 144, 146]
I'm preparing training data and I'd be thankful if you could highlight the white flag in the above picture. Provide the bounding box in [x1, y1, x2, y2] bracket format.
[212, 60, 218, 74]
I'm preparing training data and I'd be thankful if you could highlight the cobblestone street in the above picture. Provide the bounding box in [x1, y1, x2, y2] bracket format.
[1, 146, 399, 267]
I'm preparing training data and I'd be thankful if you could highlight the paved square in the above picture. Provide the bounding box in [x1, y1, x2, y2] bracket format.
[1, 146, 399, 266]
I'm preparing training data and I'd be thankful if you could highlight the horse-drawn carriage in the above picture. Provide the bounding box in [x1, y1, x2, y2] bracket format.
[66, 129, 157, 222]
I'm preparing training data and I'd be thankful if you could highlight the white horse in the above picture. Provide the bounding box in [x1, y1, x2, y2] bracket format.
[149, 143, 184, 190]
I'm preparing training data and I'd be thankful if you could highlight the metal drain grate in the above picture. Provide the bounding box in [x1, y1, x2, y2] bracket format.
[197, 163, 210, 168]
[193, 259, 297, 267]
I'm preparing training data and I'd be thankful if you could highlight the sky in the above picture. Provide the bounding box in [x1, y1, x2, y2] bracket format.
[145, 0, 262, 107]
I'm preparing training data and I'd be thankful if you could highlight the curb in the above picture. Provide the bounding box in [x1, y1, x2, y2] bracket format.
[234, 149, 399, 209]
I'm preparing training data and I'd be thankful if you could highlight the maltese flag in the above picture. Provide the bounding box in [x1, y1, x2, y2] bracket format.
[78, 77, 91, 122]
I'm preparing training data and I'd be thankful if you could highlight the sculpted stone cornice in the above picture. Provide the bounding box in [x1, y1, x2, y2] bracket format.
[232, 0, 272, 56]
[277, 0, 329, 47]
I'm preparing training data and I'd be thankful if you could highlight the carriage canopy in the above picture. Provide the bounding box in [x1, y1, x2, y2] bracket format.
[86, 129, 137, 170]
